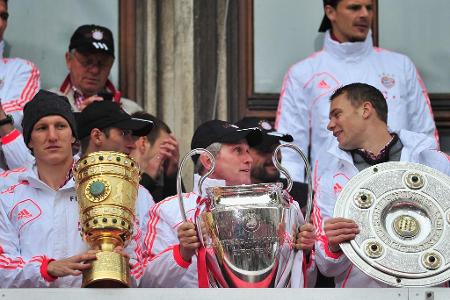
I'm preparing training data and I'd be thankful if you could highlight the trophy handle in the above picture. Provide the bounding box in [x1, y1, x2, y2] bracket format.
[272, 143, 313, 223]
[177, 148, 216, 222]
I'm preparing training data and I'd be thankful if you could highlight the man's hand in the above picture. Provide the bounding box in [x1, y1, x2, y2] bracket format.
[160, 134, 180, 177]
[295, 223, 316, 251]
[47, 251, 98, 278]
[78, 95, 103, 111]
[146, 151, 165, 179]
[0, 104, 14, 137]
[177, 222, 200, 262]
[324, 217, 359, 252]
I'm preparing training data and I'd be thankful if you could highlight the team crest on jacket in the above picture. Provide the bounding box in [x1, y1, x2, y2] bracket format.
[380, 74, 395, 89]
[9, 198, 42, 231]
[332, 173, 350, 197]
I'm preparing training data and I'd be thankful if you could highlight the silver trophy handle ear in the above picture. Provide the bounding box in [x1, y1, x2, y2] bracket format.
[272, 143, 313, 223]
[177, 148, 216, 222]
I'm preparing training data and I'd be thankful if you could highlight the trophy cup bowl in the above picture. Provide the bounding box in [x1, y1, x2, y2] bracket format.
[199, 183, 299, 287]
[73, 151, 140, 287]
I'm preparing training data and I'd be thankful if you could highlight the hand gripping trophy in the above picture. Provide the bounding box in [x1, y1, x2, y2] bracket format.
[73, 151, 140, 287]
[177, 144, 312, 287]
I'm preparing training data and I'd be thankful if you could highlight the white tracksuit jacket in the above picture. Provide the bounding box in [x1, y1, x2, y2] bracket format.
[0, 165, 154, 287]
[139, 174, 309, 288]
[0, 56, 40, 131]
[312, 130, 449, 287]
[275, 30, 439, 182]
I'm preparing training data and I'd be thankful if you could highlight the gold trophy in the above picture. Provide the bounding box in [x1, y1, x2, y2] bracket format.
[73, 151, 140, 287]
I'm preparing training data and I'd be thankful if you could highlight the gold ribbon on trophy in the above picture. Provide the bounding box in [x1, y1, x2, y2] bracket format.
[73, 151, 140, 287]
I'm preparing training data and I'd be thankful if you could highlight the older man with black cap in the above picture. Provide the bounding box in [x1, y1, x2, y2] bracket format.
[139, 119, 261, 287]
[139, 119, 312, 288]
[275, 0, 438, 185]
[0, 90, 100, 287]
[53, 24, 141, 113]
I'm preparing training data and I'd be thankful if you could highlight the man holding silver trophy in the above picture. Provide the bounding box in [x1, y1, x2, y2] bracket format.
[140, 120, 315, 288]
[313, 83, 450, 287]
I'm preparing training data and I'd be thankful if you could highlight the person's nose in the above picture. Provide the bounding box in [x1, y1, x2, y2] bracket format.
[47, 126, 58, 141]
[359, 6, 370, 18]
[327, 118, 335, 132]
[243, 151, 253, 165]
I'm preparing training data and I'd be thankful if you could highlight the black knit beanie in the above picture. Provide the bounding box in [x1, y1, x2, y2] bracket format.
[22, 90, 77, 146]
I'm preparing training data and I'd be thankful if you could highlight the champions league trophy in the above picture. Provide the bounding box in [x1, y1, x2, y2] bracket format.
[177, 144, 312, 287]
[73, 151, 140, 287]
[334, 161, 450, 286]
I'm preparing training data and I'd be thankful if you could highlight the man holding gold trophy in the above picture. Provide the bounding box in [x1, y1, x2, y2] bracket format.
[313, 83, 450, 287]
[140, 120, 315, 288]
[0, 92, 154, 287]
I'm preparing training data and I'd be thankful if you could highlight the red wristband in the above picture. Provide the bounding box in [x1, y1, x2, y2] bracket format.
[173, 244, 192, 269]
[0, 129, 21, 145]
[40, 258, 58, 282]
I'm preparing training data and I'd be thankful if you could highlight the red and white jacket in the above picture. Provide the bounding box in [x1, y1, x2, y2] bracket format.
[0, 165, 154, 287]
[275, 30, 439, 183]
[312, 130, 449, 287]
[0, 57, 40, 130]
[139, 174, 309, 288]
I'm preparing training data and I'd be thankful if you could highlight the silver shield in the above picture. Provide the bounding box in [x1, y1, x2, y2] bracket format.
[334, 161, 450, 287]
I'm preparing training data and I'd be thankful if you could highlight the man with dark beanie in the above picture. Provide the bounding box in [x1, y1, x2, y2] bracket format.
[0, 95, 155, 287]
[0, 90, 100, 287]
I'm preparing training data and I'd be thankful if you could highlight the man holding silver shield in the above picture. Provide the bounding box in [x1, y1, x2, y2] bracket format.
[140, 120, 315, 287]
[313, 83, 449, 287]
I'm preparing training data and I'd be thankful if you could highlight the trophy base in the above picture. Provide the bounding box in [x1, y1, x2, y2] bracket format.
[82, 251, 131, 288]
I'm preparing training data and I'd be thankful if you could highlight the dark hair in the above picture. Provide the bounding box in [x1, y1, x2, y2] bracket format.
[131, 111, 171, 144]
[79, 127, 112, 154]
[324, 0, 340, 8]
[330, 83, 388, 123]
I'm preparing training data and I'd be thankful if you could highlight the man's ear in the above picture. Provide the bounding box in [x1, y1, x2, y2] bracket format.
[324, 5, 337, 22]
[136, 136, 148, 153]
[90, 128, 104, 147]
[199, 152, 213, 171]
[65, 51, 72, 70]
[361, 101, 374, 119]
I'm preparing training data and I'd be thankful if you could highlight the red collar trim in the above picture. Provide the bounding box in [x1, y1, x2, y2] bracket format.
[59, 75, 122, 103]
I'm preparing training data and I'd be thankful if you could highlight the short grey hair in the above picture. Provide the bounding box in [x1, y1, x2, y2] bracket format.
[194, 142, 222, 174]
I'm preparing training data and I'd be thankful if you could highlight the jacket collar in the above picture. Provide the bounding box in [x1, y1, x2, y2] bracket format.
[325, 129, 435, 163]
[193, 173, 226, 198]
[59, 74, 122, 102]
[323, 30, 373, 63]
[397, 129, 437, 160]
[18, 164, 75, 191]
